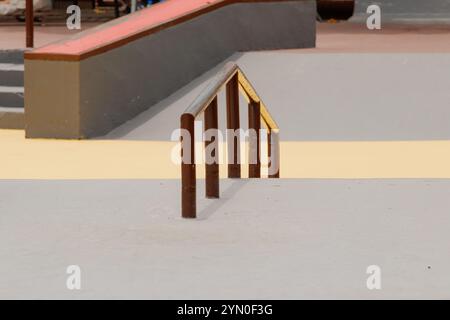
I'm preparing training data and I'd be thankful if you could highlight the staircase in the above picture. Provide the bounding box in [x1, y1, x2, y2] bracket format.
[0, 50, 25, 129]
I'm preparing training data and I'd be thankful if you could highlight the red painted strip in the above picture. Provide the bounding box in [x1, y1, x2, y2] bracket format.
[31, 0, 223, 56]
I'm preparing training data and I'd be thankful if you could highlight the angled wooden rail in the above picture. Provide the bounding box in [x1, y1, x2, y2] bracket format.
[180, 62, 280, 218]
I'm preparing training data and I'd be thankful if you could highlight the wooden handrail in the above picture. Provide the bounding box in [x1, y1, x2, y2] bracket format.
[184, 63, 238, 117]
[180, 62, 280, 218]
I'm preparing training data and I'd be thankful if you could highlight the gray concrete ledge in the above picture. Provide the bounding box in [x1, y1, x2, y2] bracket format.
[25, 0, 316, 139]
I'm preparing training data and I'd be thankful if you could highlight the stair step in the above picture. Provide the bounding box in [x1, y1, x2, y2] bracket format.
[0, 86, 24, 108]
[0, 53, 25, 128]
[0, 64, 24, 87]
[0, 106, 25, 129]
[0, 50, 24, 64]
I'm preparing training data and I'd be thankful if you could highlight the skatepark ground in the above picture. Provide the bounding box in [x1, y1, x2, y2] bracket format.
[2, 179, 450, 299]
[2, 18, 450, 298]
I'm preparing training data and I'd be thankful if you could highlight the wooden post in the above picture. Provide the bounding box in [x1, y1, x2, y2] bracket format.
[226, 73, 241, 178]
[268, 129, 280, 178]
[181, 113, 196, 218]
[114, 0, 120, 18]
[26, 0, 34, 48]
[204, 97, 219, 198]
[248, 101, 261, 178]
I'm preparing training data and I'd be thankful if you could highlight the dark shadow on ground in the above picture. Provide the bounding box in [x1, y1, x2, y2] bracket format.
[196, 179, 249, 221]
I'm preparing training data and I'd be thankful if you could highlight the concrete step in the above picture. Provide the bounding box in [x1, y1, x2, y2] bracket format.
[0, 86, 24, 108]
[0, 106, 25, 129]
[0, 64, 24, 87]
[0, 50, 24, 64]
[0, 53, 24, 120]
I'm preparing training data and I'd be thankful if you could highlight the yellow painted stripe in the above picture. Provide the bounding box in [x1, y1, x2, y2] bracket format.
[1, 130, 450, 179]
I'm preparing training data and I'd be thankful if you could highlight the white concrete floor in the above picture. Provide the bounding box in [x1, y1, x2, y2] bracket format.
[1, 179, 450, 299]
[103, 51, 450, 141]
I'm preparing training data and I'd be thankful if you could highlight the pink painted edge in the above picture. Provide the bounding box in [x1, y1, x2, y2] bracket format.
[30, 0, 222, 56]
